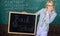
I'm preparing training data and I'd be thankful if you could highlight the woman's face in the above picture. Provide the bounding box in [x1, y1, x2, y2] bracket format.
[47, 3, 54, 11]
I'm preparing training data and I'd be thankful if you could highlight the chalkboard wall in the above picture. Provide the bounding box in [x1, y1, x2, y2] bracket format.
[0, 0, 60, 24]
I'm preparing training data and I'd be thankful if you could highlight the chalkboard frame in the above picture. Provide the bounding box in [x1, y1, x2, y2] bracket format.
[8, 11, 37, 35]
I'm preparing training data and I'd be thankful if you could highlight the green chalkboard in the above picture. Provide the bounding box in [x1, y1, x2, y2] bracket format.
[0, 0, 60, 24]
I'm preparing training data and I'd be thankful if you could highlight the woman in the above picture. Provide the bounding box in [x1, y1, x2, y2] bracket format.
[36, 0, 57, 36]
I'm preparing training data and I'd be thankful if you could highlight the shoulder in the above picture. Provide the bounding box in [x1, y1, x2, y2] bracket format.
[40, 8, 46, 11]
[36, 8, 47, 15]
[38, 8, 46, 13]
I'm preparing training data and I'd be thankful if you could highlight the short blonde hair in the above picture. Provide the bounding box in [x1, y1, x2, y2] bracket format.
[46, 0, 55, 8]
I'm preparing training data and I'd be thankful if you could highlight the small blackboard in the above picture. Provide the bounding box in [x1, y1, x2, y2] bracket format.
[8, 12, 37, 35]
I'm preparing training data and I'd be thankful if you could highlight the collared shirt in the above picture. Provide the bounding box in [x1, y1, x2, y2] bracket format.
[36, 8, 57, 31]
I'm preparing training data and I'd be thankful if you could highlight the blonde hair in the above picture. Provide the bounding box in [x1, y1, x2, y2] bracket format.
[46, 0, 55, 8]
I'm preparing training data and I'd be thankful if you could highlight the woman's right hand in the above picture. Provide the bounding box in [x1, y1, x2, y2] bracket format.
[20, 12, 27, 14]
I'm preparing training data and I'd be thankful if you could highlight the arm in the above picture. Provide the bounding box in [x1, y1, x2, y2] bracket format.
[49, 11, 57, 24]
[20, 8, 44, 15]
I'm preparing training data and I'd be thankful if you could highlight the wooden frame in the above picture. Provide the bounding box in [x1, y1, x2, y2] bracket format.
[8, 11, 37, 35]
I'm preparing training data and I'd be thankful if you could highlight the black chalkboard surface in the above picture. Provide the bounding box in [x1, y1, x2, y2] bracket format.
[8, 12, 37, 35]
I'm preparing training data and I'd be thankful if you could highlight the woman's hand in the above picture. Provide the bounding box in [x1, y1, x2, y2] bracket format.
[20, 12, 27, 14]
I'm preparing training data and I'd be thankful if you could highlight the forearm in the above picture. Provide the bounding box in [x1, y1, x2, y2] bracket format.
[49, 12, 57, 24]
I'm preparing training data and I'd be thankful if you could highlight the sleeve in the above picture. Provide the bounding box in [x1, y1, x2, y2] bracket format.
[35, 8, 44, 15]
[49, 11, 57, 24]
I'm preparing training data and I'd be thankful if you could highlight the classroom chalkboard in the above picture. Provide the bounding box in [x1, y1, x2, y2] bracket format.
[8, 12, 37, 35]
[0, 0, 60, 24]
